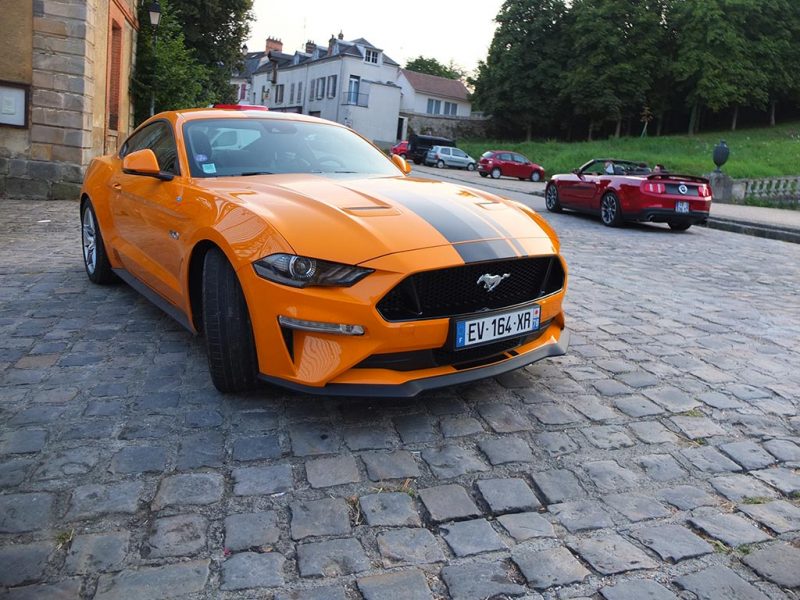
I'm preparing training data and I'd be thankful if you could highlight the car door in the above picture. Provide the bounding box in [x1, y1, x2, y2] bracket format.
[512, 154, 530, 178]
[562, 160, 602, 210]
[496, 152, 514, 176]
[110, 121, 191, 307]
[451, 148, 468, 168]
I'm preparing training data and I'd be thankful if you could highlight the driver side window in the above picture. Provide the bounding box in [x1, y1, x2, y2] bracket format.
[120, 122, 180, 175]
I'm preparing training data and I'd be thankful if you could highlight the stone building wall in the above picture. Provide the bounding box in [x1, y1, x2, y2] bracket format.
[0, 0, 137, 201]
[403, 112, 490, 143]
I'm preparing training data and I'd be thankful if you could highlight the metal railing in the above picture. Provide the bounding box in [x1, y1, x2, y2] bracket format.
[342, 91, 368, 107]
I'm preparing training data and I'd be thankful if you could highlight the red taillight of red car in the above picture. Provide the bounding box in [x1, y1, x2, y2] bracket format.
[697, 184, 711, 197]
[642, 181, 666, 194]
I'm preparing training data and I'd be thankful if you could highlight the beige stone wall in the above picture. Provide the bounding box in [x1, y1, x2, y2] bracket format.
[0, 0, 138, 200]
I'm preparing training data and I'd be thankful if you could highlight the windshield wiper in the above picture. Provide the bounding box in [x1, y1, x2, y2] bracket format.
[238, 170, 274, 176]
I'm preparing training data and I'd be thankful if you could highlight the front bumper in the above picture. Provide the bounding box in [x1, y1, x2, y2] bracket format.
[238, 242, 567, 396]
[260, 328, 569, 397]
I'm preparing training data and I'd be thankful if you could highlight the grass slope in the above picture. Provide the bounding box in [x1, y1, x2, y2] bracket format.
[460, 122, 800, 180]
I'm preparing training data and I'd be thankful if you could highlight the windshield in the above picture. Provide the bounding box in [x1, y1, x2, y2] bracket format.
[182, 118, 401, 178]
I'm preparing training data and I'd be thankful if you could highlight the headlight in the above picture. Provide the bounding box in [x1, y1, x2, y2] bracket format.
[253, 253, 373, 288]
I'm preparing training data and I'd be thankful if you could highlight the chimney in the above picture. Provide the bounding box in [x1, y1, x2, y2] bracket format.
[338, 30, 344, 40]
[305, 40, 316, 54]
[266, 37, 283, 53]
[328, 34, 336, 55]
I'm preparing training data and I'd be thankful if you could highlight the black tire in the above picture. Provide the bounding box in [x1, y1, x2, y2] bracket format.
[400, 153, 407, 159]
[467, 162, 476, 171]
[413, 158, 421, 165]
[202, 248, 258, 393]
[545, 184, 562, 213]
[531, 170, 542, 182]
[479, 172, 488, 178]
[436, 159, 445, 169]
[600, 192, 623, 227]
[81, 199, 117, 284]
[669, 221, 692, 231]
[491, 167, 502, 179]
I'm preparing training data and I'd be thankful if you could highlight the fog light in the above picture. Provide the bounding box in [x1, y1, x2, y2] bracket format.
[278, 316, 365, 336]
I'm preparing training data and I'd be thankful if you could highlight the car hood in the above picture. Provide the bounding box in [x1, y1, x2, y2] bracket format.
[203, 174, 553, 265]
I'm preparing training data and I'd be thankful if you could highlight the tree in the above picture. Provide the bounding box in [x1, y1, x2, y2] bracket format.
[168, 0, 254, 103]
[470, 0, 570, 140]
[561, 0, 667, 139]
[671, 0, 767, 133]
[404, 56, 466, 80]
[132, 0, 214, 125]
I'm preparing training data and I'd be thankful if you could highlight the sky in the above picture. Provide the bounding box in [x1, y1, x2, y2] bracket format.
[245, 0, 504, 76]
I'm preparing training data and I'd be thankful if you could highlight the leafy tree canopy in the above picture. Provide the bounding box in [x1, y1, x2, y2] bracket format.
[405, 56, 466, 80]
[132, 0, 214, 125]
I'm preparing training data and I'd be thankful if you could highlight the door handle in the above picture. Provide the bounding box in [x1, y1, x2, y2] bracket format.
[112, 183, 122, 190]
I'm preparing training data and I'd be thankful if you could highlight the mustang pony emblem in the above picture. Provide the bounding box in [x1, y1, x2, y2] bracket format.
[477, 273, 511, 292]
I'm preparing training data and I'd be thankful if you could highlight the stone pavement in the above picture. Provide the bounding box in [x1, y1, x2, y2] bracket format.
[1, 197, 800, 600]
[413, 163, 800, 243]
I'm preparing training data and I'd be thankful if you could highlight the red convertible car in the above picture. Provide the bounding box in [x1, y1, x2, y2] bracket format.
[545, 159, 712, 230]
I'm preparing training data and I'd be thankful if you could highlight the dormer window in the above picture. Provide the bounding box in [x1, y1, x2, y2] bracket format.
[365, 49, 379, 64]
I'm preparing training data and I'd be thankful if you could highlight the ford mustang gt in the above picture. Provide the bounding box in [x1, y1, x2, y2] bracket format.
[545, 159, 712, 230]
[80, 108, 569, 395]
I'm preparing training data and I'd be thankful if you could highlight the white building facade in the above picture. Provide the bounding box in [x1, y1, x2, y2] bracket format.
[251, 36, 402, 146]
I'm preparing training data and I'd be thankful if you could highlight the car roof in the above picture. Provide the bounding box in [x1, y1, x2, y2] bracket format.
[162, 108, 338, 127]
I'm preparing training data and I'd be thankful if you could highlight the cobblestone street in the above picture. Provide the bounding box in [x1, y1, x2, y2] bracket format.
[1, 195, 799, 599]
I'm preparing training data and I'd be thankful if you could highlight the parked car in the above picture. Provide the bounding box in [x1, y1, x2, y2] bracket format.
[80, 107, 569, 396]
[407, 133, 455, 164]
[545, 159, 712, 230]
[424, 145, 477, 170]
[391, 140, 408, 158]
[478, 151, 545, 182]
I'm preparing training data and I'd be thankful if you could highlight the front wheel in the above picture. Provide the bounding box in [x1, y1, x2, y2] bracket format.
[81, 200, 117, 284]
[531, 171, 542, 182]
[669, 221, 691, 231]
[491, 168, 502, 179]
[600, 192, 623, 227]
[436, 159, 445, 169]
[479, 172, 488, 178]
[202, 248, 259, 393]
[545, 184, 562, 213]
[467, 162, 476, 171]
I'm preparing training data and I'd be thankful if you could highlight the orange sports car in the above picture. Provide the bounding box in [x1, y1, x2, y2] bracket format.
[80, 107, 569, 396]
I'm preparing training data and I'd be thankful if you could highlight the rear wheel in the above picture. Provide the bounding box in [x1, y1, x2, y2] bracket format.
[436, 159, 445, 169]
[531, 170, 542, 182]
[81, 200, 117, 284]
[669, 221, 692, 231]
[600, 192, 623, 227]
[467, 162, 476, 171]
[491, 167, 502, 179]
[545, 184, 562, 213]
[400, 153, 407, 159]
[202, 248, 258, 393]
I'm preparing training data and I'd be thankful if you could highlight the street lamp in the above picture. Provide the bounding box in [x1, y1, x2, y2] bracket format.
[148, 1, 161, 117]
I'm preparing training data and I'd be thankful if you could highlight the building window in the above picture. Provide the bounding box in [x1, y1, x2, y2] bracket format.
[289, 83, 295, 104]
[108, 21, 122, 130]
[316, 77, 325, 100]
[327, 75, 337, 98]
[444, 101, 458, 116]
[297, 82, 303, 104]
[426, 98, 441, 115]
[275, 84, 284, 103]
[365, 49, 379, 64]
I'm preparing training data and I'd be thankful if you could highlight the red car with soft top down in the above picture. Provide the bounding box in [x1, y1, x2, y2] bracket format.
[545, 159, 712, 230]
[478, 150, 545, 182]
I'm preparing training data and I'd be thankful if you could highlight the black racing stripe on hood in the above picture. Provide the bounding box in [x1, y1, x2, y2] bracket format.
[454, 240, 520, 263]
[376, 189, 517, 257]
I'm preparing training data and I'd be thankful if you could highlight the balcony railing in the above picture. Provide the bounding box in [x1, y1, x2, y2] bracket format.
[342, 91, 369, 107]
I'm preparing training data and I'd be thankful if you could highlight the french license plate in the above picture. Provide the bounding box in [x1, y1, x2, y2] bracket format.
[675, 201, 690, 213]
[455, 305, 540, 349]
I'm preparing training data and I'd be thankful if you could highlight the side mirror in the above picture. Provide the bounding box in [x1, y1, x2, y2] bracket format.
[391, 153, 412, 175]
[122, 149, 174, 181]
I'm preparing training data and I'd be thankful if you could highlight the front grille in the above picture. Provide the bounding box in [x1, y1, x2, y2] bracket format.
[377, 256, 564, 322]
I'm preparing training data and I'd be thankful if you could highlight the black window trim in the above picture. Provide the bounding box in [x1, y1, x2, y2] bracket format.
[118, 118, 182, 176]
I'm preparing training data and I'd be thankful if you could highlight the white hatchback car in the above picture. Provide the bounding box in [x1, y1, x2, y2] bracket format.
[424, 146, 477, 170]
